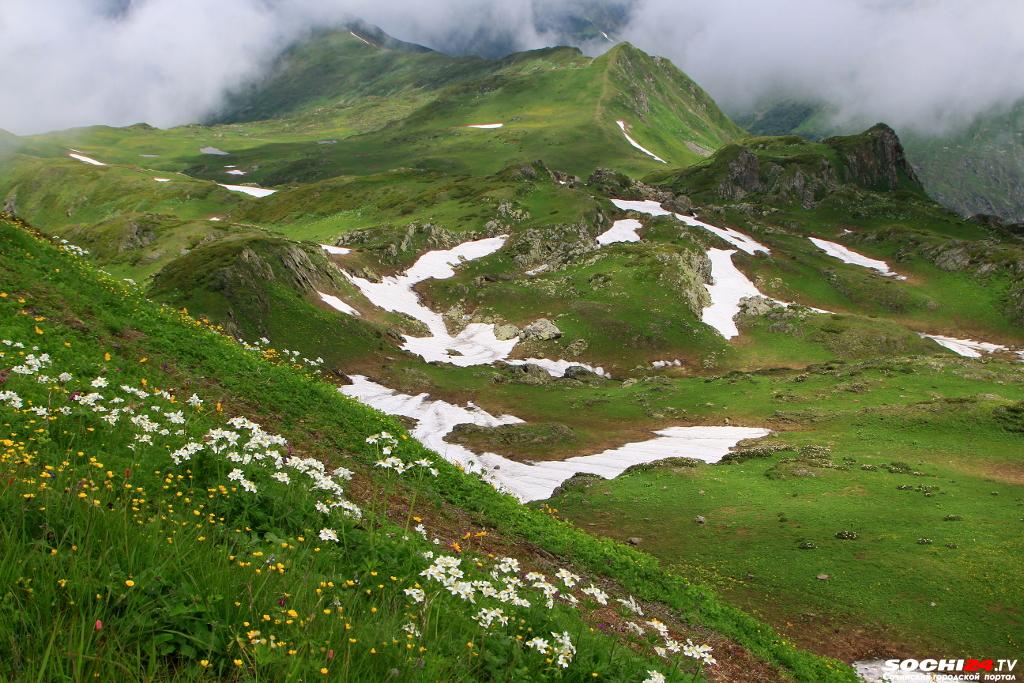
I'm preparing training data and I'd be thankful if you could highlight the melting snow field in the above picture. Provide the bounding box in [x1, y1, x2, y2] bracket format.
[200, 146, 229, 155]
[810, 237, 902, 278]
[677, 215, 770, 255]
[702, 249, 765, 339]
[153, 178, 170, 183]
[226, 169, 247, 176]
[466, 123, 503, 129]
[612, 199, 784, 338]
[336, 237, 609, 375]
[596, 219, 642, 245]
[615, 120, 667, 164]
[320, 244, 352, 256]
[68, 152, 105, 166]
[341, 375, 768, 502]
[920, 333, 1007, 358]
[217, 183, 276, 198]
[318, 291, 360, 317]
[344, 237, 518, 367]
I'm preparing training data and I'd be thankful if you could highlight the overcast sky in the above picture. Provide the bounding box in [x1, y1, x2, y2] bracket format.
[1, 0, 1022, 135]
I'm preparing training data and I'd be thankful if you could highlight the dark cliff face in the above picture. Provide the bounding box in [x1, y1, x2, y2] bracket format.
[826, 123, 922, 192]
[646, 123, 925, 207]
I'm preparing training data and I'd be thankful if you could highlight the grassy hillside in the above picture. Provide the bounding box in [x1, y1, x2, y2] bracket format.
[0, 215, 859, 681]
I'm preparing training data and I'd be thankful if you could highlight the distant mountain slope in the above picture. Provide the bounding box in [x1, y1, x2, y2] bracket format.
[734, 98, 1024, 223]
[206, 28, 743, 182]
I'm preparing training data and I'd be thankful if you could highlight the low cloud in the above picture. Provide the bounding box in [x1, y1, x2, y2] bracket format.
[1, 1, 1022, 136]
[621, 0, 1024, 133]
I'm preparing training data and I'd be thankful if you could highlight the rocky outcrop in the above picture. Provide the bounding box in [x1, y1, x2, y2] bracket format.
[826, 123, 921, 192]
[506, 221, 600, 271]
[520, 318, 562, 341]
[656, 250, 712, 316]
[654, 124, 924, 208]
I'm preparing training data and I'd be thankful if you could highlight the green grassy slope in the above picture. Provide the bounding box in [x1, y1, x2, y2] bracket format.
[0, 215, 856, 681]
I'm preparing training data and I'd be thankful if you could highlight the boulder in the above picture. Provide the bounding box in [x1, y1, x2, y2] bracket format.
[521, 318, 562, 341]
[494, 324, 520, 341]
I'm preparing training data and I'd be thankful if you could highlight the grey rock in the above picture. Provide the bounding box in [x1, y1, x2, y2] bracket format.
[694, 515, 706, 525]
[494, 324, 520, 341]
[521, 318, 562, 341]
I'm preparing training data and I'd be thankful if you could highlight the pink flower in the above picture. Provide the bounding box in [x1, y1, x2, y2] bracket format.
[94, 620, 103, 631]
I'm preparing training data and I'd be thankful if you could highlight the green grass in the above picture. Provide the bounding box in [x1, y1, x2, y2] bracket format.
[0, 218, 856, 680]
[551, 400, 1024, 657]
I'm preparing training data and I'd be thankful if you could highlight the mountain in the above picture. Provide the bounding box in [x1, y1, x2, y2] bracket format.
[2, 24, 1023, 680]
[734, 97, 1024, 223]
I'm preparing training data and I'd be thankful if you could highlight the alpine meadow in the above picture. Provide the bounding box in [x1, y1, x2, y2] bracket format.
[0, 4, 1022, 683]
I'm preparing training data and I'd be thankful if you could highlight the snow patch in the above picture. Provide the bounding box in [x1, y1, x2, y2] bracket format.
[596, 219, 642, 245]
[153, 177, 170, 183]
[225, 169, 247, 176]
[68, 152, 105, 166]
[702, 249, 764, 339]
[320, 244, 351, 256]
[200, 146, 228, 155]
[317, 291, 359, 317]
[810, 237, 902, 278]
[341, 376, 768, 502]
[610, 198, 674, 217]
[217, 183, 276, 198]
[466, 123, 503, 129]
[676, 214, 769, 255]
[616, 120, 666, 163]
[350, 31, 373, 47]
[341, 237, 604, 375]
[919, 334, 1007, 358]
[343, 237, 518, 367]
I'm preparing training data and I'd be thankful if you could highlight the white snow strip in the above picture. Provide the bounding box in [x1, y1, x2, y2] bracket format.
[139, 154, 159, 158]
[703, 249, 765, 339]
[616, 120, 666, 164]
[317, 291, 360, 317]
[344, 237, 518, 367]
[200, 146, 228, 155]
[611, 198, 769, 254]
[320, 244, 352, 256]
[610, 198, 674, 217]
[611, 197, 826, 337]
[676, 214, 769, 255]
[350, 31, 373, 46]
[341, 375, 768, 502]
[341, 237, 604, 375]
[68, 152, 105, 166]
[809, 237, 901, 278]
[596, 219, 642, 246]
[919, 334, 1007, 358]
[853, 660, 935, 683]
[153, 177, 170, 183]
[507, 358, 609, 378]
[466, 123, 504, 129]
[217, 183, 276, 198]
[225, 169, 247, 176]
[209, 217, 222, 222]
